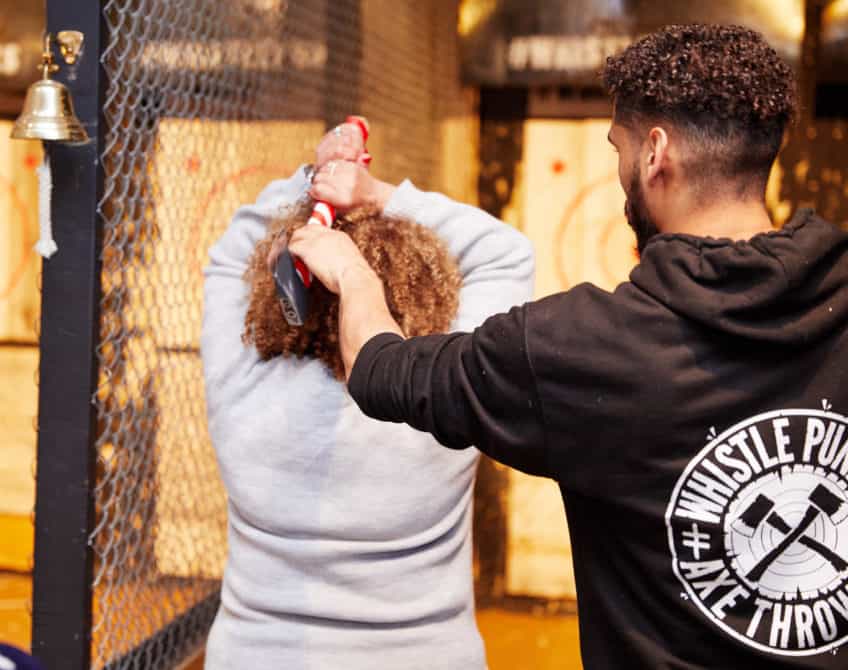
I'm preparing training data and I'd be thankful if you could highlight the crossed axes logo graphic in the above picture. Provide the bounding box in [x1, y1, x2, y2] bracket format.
[667, 411, 848, 655]
[732, 484, 848, 581]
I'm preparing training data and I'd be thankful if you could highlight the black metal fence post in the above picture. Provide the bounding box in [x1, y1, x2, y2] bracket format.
[31, 1, 106, 668]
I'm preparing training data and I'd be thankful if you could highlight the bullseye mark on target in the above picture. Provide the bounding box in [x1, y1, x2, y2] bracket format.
[555, 171, 634, 290]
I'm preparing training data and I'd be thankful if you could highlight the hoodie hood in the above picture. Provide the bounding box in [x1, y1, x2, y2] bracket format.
[630, 210, 848, 345]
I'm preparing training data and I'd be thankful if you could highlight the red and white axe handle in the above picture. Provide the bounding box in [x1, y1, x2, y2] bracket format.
[294, 116, 371, 288]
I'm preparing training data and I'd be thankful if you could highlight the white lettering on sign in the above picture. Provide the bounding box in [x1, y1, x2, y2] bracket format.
[141, 38, 326, 72]
[507, 35, 632, 73]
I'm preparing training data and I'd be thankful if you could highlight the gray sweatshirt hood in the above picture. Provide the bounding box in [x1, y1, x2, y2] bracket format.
[630, 210, 848, 346]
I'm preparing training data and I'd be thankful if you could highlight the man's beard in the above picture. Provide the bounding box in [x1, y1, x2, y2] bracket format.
[624, 167, 660, 254]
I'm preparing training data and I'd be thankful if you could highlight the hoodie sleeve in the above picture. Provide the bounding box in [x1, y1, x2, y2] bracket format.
[348, 305, 551, 478]
[201, 166, 309, 389]
[383, 180, 535, 329]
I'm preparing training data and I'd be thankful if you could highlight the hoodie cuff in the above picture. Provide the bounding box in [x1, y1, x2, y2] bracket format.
[347, 332, 406, 414]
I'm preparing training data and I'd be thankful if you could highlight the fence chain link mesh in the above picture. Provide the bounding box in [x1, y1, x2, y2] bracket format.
[92, 1, 470, 667]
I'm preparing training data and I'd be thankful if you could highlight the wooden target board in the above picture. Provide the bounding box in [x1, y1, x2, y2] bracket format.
[0, 121, 41, 342]
[0, 121, 41, 571]
[507, 118, 637, 599]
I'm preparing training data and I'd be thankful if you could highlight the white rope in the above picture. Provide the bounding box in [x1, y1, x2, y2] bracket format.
[33, 154, 57, 259]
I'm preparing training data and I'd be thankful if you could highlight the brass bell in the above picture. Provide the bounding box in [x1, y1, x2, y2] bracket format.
[11, 33, 88, 143]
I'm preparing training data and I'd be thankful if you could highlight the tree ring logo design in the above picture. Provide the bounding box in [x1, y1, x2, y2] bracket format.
[666, 410, 848, 657]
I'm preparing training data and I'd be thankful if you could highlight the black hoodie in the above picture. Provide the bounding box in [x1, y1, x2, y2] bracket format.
[349, 209, 848, 669]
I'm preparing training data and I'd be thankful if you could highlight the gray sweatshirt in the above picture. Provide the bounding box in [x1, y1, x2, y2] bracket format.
[201, 166, 535, 670]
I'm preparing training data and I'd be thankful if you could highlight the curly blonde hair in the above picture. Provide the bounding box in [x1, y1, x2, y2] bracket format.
[243, 200, 461, 380]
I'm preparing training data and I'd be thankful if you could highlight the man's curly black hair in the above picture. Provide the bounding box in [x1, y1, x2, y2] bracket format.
[603, 24, 797, 191]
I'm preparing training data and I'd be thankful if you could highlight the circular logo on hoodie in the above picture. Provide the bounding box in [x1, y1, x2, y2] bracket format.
[666, 409, 848, 657]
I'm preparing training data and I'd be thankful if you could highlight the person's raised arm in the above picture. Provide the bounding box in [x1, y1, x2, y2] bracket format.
[206, 167, 309, 280]
[287, 220, 549, 477]
[382, 181, 535, 330]
[203, 121, 372, 378]
[201, 167, 311, 388]
[303, 159, 535, 355]
[309, 162, 535, 331]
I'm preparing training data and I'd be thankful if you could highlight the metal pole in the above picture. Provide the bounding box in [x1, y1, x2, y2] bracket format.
[31, 1, 106, 668]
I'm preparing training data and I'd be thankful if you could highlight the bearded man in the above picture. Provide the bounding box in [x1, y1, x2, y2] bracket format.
[290, 24, 848, 669]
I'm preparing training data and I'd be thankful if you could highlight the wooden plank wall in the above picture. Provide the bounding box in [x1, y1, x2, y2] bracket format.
[0, 120, 41, 570]
[507, 118, 636, 599]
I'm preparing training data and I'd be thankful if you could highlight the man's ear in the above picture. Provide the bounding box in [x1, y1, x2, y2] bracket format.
[646, 126, 669, 184]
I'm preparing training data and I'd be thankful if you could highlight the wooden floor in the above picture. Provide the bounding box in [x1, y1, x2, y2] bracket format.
[0, 515, 32, 574]
[479, 608, 583, 670]
[0, 572, 583, 669]
[0, 571, 29, 653]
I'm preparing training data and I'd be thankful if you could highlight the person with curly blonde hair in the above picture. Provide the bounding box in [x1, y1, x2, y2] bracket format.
[201, 123, 534, 670]
[242, 200, 462, 381]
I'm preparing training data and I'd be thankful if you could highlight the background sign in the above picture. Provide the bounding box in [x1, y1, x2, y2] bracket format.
[459, 0, 830, 86]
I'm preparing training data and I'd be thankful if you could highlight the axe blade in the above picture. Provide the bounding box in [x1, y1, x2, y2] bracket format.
[732, 494, 775, 538]
[273, 249, 309, 327]
[809, 484, 848, 524]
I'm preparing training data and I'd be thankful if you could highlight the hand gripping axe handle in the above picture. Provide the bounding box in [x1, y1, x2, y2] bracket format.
[273, 116, 371, 326]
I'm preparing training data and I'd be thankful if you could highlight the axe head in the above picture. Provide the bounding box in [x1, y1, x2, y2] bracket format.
[732, 494, 775, 538]
[809, 484, 848, 524]
[273, 248, 309, 327]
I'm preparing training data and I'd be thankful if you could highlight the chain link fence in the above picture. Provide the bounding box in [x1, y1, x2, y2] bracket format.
[91, 1, 474, 667]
